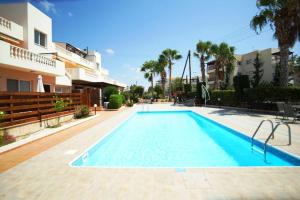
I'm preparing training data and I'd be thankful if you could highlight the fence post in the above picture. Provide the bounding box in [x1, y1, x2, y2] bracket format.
[37, 94, 42, 127]
[10, 95, 13, 122]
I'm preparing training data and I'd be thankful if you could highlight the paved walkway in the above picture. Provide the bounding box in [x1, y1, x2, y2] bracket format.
[0, 110, 123, 172]
[0, 104, 300, 200]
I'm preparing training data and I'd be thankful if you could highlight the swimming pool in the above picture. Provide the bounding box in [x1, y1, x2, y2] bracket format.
[71, 111, 300, 167]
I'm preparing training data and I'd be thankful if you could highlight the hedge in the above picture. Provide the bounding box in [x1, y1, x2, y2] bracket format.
[244, 87, 300, 102]
[208, 87, 300, 108]
[108, 94, 123, 109]
[209, 90, 237, 106]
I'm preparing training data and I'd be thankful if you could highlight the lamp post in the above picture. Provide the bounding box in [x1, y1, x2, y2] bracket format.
[93, 104, 97, 115]
[217, 98, 221, 108]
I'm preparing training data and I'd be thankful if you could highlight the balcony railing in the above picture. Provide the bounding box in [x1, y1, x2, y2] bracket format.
[0, 16, 23, 41]
[10, 44, 56, 68]
[0, 17, 11, 29]
[55, 44, 96, 69]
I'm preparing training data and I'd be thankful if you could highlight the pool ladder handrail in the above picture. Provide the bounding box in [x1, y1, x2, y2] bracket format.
[251, 119, 274, 147]
[251, 120, 292, 162]
[263, 122, 291, 161]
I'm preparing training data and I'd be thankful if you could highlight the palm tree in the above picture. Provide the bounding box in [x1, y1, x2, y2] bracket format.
[224, 46, 236, 88]
[140, 60, 160, 98]
[194, 41, 212, 83]
[158, 49, 182, 101]
[156, 63, 167, 97]
[250, 0, 300, 87]
[210, 43, 236, 90]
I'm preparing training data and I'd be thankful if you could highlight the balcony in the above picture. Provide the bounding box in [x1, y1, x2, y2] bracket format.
[55, 44, 96, 70]
[66, 68, 126, 87]
[0, 16, 23, 41]
[56, 71, 72, 86]
[0, 40, 64, 76]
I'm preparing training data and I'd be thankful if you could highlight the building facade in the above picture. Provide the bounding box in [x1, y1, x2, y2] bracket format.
[206, 48, 292, 89]
[0, 2, 125, 107]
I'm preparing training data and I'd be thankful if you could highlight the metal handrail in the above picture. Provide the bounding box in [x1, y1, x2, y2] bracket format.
[264, 122, 291, 161]
[251, 119, 274, 147]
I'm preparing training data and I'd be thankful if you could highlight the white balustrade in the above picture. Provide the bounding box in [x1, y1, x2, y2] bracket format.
[0, 17, 11, 29]
[10, 45, 56, 68]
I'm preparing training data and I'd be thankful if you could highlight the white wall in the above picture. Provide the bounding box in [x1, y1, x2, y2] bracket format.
[0, 3, 28, 47]
[0, 3, 53, 53]
[238, 48, 279, 83]
[26, 3, 53, 54]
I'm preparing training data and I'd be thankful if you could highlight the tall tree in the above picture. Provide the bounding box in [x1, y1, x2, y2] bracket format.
[251, 53, 264, 88]
[224, 46, 236, 89]
[155, 63, 167, 97]
[210, 43, 236, 90]
[140, 60, 160, 99]
[250, 0, 300, 86]
[158, 49, 182, 100]
[194, 41, 212, 83]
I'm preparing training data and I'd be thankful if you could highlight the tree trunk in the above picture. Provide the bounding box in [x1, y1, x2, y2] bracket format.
[279, 45, 289, 87]
[151, 73, 154, 99]
[160, 72, 166, 98]
[168, 62, 172, 101]
[214, 63, 220, 90]
[201, 56, 206, 83]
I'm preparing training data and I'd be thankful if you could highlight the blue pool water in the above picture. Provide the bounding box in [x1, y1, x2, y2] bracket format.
[71, 111, 300, 167]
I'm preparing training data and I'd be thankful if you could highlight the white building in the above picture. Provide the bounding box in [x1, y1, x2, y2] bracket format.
[0, 2, 125, 106]
[207, 48, 294, 89]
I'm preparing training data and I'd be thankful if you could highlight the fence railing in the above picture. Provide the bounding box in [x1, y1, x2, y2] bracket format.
[0, 92, 82, 128]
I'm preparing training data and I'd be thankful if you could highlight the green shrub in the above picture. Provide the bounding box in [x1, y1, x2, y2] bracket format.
[108, 94, 123, 109]
[233, 74, 250, 101]
[0, 133, 16, 146]
[244, 86, 300, 102]
[209, 90, 237, 106]
[121, 94, 126, 104]
[74, 105, 90, 119]
[184, 84, 191, 94]
[103, 86, 118, 100]
[0, 111, 5, 122]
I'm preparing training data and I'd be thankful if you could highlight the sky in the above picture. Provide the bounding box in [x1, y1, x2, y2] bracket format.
[3, 0, 300, 88]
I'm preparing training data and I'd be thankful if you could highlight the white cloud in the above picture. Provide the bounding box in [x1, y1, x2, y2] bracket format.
[105, 48, 115, 55]
[135, 67, 141, 73]
[67, 12, 73, 17]
[39, 0, 56, 14]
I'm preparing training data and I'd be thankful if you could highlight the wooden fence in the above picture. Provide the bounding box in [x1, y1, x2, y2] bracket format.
[0, 92, 82, 128]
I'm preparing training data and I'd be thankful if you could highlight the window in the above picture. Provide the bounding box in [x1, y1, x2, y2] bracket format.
[7, 79, 18, 92]
[20, 80, 31, 92]
[7, 79, 31, 92]
[34, 29, 47, 48]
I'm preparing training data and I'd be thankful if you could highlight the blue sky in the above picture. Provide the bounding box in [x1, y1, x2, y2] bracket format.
[9, 0, 300, 88]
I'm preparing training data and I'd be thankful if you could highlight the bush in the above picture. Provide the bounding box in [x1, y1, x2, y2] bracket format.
[0, 133, 16, 146]
[244, 86, 300, 103]
[209, 90, 237, 106]
[74, 105, 90, 119]
[103, 86, 118, 100]
[233, 74, 250, 101]
[108, 94, 123, 109]
[0, 111, 5, 122]
[121, 94, 126, 104]
[184, 84, 191, 94]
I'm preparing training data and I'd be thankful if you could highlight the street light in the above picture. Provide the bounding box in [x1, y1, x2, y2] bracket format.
[93, 104, 97, 115]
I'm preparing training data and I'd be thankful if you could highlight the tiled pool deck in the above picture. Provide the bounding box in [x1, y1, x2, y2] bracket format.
[1, 104, 300, 199]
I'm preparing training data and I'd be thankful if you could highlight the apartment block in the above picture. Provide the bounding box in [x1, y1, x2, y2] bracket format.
[206, 48, 291, 89]
[0, 2, 125, 107]
[0, 3, 67, 93]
